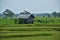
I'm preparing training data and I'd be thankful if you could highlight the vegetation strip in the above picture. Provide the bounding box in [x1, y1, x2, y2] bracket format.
[0, 28, 60, 31]
[0, 34, 52, 38]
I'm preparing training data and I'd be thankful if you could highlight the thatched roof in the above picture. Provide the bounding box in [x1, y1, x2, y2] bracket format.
[17, 11, 35, 19]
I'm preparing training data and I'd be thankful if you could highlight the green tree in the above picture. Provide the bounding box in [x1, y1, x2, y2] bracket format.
[20, 10, 30, 14]
[51, 11, 57, 17]
[3, 9, 14, 18]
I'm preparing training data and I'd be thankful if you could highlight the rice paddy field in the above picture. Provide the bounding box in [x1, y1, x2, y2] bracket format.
[0, 17, 60, 40]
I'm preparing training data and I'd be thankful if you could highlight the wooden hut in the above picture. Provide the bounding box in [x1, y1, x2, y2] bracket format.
[17, 11, 35, 24]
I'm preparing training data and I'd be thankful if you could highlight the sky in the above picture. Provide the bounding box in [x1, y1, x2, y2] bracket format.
[0, 0, 60, 14]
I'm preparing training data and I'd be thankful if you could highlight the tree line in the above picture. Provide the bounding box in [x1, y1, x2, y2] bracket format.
[2, 9, 60, 18]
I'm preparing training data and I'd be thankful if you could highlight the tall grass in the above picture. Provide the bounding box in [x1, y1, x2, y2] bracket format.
[0, 17, 60, 27]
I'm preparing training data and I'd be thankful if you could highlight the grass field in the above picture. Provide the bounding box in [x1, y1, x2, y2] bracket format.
[0, 26, 60, 40]
[0, 17, 60, 40]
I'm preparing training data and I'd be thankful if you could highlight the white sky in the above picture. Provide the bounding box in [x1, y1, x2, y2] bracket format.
[0, 0, 60, 13]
